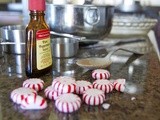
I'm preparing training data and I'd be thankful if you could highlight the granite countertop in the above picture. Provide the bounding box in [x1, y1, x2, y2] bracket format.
[0, 39, 160, 120]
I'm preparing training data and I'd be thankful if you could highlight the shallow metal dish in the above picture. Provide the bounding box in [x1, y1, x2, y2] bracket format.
[46, 4, 114, 39]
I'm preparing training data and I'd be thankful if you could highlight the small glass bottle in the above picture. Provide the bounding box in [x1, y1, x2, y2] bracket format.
[25, 0, 52, 78]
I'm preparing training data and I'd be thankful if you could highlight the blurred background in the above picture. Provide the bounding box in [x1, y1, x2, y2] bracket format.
[0, 0, 159, 59]
[0, 0, 160, 26]
[0, 0, 159, 77]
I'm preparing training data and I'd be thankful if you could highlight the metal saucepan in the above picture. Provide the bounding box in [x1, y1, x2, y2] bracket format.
[46, 4, 114, 39]
[0, 25, 25, 54]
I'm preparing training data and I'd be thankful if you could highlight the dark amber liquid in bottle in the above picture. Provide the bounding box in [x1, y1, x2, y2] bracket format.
[25, 11, 52, 78]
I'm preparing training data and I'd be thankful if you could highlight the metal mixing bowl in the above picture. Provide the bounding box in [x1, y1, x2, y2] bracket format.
[46, 4, 114, 39]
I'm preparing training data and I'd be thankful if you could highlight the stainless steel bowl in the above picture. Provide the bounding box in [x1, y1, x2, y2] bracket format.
[0, 25, 25, 54]
[46, 4, 114, 39]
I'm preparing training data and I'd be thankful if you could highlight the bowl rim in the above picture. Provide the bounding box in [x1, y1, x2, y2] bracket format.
[51, 37, 79, 44]
[0, 25, 26, 31]
[46, 3, 114, 8]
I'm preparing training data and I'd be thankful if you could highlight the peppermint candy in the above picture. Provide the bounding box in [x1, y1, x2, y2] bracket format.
[52, 76, 76, 94]
[10, 87, 37, 104]
[82, 89, 105, 106]
[92, 69, 111, 80]
[55, 93, 81, 113]
[113, 79, 126, 92]
[22, 78, 44, 92]
[93, 79, 114, 93]
[44, 86, 62, 100]
[75, 80, 93, 95]
[20, 94, 47, 110]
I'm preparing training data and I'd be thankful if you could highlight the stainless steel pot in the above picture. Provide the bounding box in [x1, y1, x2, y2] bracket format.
[0, 25, 25, 54]
[46, 4, 114, 39]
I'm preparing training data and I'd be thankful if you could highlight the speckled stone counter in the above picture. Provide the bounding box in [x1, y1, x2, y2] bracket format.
[0, 44, 160, 120]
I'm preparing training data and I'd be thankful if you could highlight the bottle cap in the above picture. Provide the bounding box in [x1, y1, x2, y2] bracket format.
[29, 0, 45, 11]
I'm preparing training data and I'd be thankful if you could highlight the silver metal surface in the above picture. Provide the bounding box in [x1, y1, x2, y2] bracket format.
[0, 25, 26, 54]
[116, 0, 143, 13]
[46, 4, 114, 39]
[0, 41, 25, 45]
[50, 31, 86, 40]
[51, 37, 79, 58]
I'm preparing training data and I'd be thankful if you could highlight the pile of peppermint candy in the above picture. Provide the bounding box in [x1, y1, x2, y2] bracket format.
[10, 69, 126, 113]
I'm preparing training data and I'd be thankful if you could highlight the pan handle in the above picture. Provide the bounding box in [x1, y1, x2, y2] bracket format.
[50, 31, 86, 41]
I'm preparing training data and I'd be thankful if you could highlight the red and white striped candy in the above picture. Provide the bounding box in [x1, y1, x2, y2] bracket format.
[92, 69, 111, 80]
[22, 78, 44, 92]
[10, 87, 37, 104]
[75, 80, 93, 95]
[82, 88, 105, 106]
[55, 93, 81, 113]
[20, 94, 47, 110]
[93, 79, 114, 93]
[44, 86, 62, 100]
[113, 79, 126, 92]
[52, 76, 76, 94]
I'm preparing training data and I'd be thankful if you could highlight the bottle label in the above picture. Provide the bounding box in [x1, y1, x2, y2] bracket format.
[36, 29, 52, 70]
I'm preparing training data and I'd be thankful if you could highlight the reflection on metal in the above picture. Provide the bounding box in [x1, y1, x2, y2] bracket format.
[52, 58, 77, 77]
[128, 64, 134, 80]
[0, 54, 25, 78]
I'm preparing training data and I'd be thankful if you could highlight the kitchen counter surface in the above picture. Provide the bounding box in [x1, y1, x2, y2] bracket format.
[0, 38, 160, 120]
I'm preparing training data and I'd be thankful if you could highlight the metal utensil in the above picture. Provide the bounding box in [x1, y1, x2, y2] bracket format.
[76, 47, 149, 70]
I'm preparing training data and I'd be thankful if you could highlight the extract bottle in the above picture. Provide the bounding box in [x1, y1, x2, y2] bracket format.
[25, 0, 52, 78]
